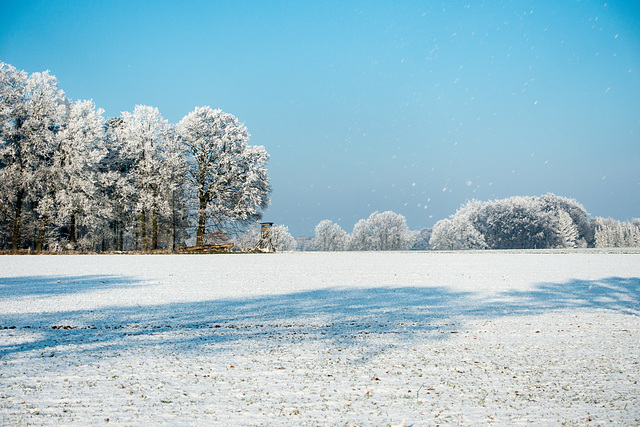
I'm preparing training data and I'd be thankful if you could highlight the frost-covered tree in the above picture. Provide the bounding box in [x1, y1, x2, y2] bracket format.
[93, 114, 187, 252]
[350, 218, 372, 251]
[594, 219, 616, 248]
[474, 197, 559, 249]
[0, 63, 66, 250]
[349, 211, 413, 251]
[50, 99, 106, 250]
[557, 211, 579, 249]
[178, 107, 270, 245]
[271, 224, 297, 252]
[0, 62, 29, 249]
[411, 228, 432, 250]
[160, 126, 189, 250]
[430, 216, 487, 250]
[234, 225, 261, 251]
[98, 116, 133, 251]
[28, 72, 68, 251]
[233, 223, 296, 252]
[121, 105, 171, 250]
[429, 218, 454, 250]
[368, 211, 413, 251]
[630, 220, 640, 247]
[593, 217, 640, 248]
[314, 219, 348, 251]
[430, 199, 488, 250]
[430, 194, 589, 250]
[540, 193, 590, 247]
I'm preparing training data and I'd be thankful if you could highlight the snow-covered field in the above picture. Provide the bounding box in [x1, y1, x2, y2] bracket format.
[1, 251, 639, 426]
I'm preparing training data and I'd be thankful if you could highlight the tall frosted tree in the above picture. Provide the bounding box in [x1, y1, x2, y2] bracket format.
[429, 218, 457, 250]
[0, 63, 66, 250]
[0, 62, 28, 248]
[368, 211, 413, 251]
[99, 116, 132, 250]
[349, 211, 413, 251]
[350, 218, 372, 251]
[53, 99, 106, 249]
[27, 71, 68, 251]
[314, 220, 347, 251]
[178, 106, 270, 245]
[271, 224, 297, 252]
[557, 211, 579, 249]
[540, 193, 590, 246]
[430, 216, 487, 250]
[159, 126, 189, 250]
[121, 105, 170, 250]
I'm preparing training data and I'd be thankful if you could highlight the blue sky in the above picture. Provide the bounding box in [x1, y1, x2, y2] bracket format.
[2, 0, 639, 235]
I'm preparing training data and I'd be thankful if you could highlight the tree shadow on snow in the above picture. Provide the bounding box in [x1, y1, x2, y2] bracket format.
[0, 275, 143, 299]
[0, 286, 469, 358]
[0, 276, 638, 358]
[472, 276, 640, 317]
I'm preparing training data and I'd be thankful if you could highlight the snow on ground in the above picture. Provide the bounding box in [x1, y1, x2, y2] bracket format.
[0, 251, 639, 425]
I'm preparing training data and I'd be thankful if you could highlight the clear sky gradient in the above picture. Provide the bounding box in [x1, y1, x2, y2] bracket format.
[2, 0, 639, 235]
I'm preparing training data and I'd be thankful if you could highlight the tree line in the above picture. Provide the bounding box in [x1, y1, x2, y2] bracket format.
[306, 211, 422, 251]
[429, 194, 638, 250]
[0, 62, 270, 252]
[592, 217, 640, 248]
[308, 195, 638, 251]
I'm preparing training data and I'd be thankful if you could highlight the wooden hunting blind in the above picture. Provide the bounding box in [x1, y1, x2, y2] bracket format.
[254, 222, 274, 252]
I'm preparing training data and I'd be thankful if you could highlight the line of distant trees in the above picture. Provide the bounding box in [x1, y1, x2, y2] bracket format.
[592, 217, 640, 248]
[0, 62, 270, 252]
[302, 211, 428, 251]
[307, 195, 639, 251]
[429, 194, 639, 250]
[430, 194, 590, 250]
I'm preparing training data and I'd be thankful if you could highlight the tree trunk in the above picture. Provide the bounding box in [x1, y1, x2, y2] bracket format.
[69, 212, 76, 249]
[171, 192, 177, 252]
[36, 214, 48, 252]
[141, 210, 147, 251]
[112, 220, 118, 251]
[135, 226, 139, 251]
[196, 195, 207, 247]
[152, 206, 158, 250]
[12, 188, 25, 251]
[172, 217, 177, 251]
[119, 221, 124, 251]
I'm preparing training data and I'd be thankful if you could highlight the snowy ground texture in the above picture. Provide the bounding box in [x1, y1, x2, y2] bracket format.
[1, 251, 639, 426]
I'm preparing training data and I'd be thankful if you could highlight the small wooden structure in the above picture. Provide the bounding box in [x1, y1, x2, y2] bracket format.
[254, 222, 274, 252]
